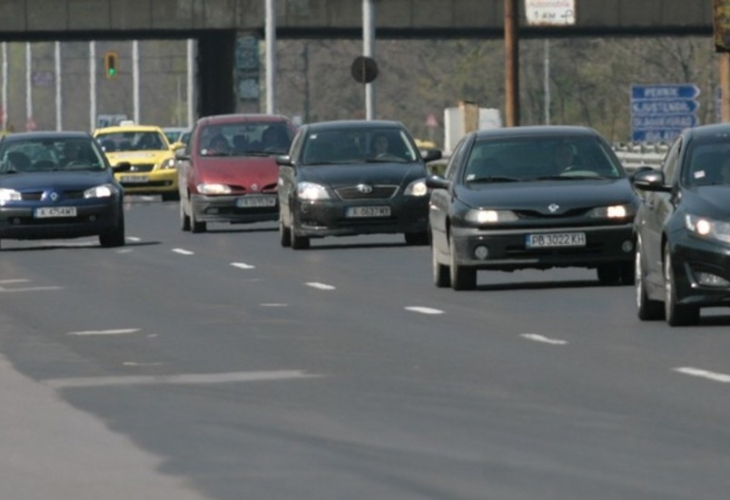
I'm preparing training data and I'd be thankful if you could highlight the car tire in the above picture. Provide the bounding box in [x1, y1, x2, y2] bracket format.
[279, 218, 291, 248]
[99, 213, 125, 248]
[405, 231, 429, 246]
[291, 232, 310, 250]
[432, 243, 450, 288]
[180, 199, 191, 232]
[636, 236, 664, 321]
[161, 191, 180, 202]
[663, 244, 700, 326]
[190, 206, 207, 233]
[597, 263, 634, 285]
[449, 237, 476, 290]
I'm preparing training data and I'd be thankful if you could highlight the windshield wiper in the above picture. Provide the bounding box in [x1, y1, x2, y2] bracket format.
[468, 176, 521, 183]
[534, 174, 612, 181]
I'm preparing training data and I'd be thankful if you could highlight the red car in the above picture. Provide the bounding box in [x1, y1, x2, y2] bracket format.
[176, 114, 296, 232]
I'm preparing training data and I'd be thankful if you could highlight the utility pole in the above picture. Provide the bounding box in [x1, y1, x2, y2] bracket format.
[265, 0, 277, 114]
[302, 43, 310, 123]
[187, 39, 194, 128]
[544, 39, 550, 125]
[504, 0, 520, 127]
[89, 41, 96, 131]
[133, 40, 140, 123]
[721, 53, 730, 122]
[363, 0, 376, 120]
[55, 41, 62, 131]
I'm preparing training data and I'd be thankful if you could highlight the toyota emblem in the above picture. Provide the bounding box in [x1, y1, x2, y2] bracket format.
[548, 203, 560, 213]
[357, 184, 373, 194]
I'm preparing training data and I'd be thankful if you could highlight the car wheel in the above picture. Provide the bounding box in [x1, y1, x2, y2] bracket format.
[99, 213, 125, 248]
[449, 237, 476, 290]
[405, 231, 429, 246]
[190, 206, 207, 233]
[432, 243, 450, 288]
[161, 191, 180, 202]
[663, 244, 700, 326]
[636, 235, 664, 321]
[180, 199, 191, 232]
[279, 218, 291, 248]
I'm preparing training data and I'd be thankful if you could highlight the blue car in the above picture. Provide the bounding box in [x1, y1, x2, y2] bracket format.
[0, 131, 126, 250]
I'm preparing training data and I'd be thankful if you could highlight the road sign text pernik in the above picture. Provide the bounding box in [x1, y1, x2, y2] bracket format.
[630, 84, 700, 143]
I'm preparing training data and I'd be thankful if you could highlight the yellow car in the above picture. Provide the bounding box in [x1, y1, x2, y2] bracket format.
[93, 124, 179, 201]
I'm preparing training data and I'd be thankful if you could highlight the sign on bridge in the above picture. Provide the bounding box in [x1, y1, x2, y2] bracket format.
[630, 84, 700, 143]
[525, 0, 576, 26]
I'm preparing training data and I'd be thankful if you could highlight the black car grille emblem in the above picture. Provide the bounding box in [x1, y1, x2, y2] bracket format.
[548, 203, 560, 213]
[357, 184, 373, 194]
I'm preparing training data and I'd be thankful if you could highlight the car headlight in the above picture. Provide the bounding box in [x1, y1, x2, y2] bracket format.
[297, 182, 330, 200]
[685, 214, 730, 244]
[84, 184, 116, 199]
[0, 187, 21, 204]
[404, 178, 428, 196]
[465, 209, 518, 224]
[587, 204, 635, 219]
[161, 157, 176, 169]
[197, 183, 231, 195]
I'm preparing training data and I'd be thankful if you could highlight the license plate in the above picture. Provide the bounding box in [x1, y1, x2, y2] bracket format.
[120, 175, 149, 184]
[526, 232, 586, 248]
[236, 196, 277, 208]
[346, 206, 391, 218]
[34, 207, 77, 218]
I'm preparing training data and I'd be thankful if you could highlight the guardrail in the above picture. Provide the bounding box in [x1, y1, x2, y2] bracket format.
[612, 142, 668, 171]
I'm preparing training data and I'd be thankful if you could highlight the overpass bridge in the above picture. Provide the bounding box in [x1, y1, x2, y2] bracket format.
[0, 0, 715, 118]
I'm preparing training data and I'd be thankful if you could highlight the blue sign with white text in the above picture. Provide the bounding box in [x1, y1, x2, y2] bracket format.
[630, 84, 700, 142]
[631, 84, 700, 100]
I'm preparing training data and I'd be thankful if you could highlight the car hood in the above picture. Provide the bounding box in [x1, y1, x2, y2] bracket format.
[0, 170, 112, 191]
[297, 162, 427, 187]
[106, 151, 172, 166]
[683, 185, 730, 218]
[195, 156, 279, 189]
[455, 178, 637, 213]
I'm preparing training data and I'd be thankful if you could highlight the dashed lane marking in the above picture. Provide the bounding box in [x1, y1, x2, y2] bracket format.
[520, 333, 568, 345]
[260, 303, 288, 307]
[305, 282, 336, 290]
[172, 248, 195, 256]
[674, 367, 730, 383]
[405, 306, 444, 315]
[67, 328, 140, 336]
[126, 237, 141, 242]
[231, 262, 256, 270]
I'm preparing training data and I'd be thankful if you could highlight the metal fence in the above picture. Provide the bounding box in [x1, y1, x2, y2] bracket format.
[612, 142, 668, 171]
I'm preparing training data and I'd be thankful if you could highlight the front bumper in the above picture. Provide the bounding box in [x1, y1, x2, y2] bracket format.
[292, 196, 429, 238]
[114, 169, 177, 194]
[0, 202, 121, 240]
[669, 232, 730, 307]
[450, 223, 635, 271]
[190, 193, 278, 224]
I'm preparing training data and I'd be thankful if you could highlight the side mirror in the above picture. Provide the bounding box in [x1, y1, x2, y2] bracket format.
[170, 141, 184, 151]
[276, 155, 293, 167]
[421, 148, 443, 163]
[113, 161, 132, 173]
[633, 168, 671, 192]
[175, 149, 190, 160]
[426, 174, 450, 190]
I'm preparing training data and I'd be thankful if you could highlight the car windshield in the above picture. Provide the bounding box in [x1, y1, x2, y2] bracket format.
[0, 138, 106, 173]
[95, 131, 169, 152]
[462, 136, 624, 183]
[301, 127, 419, 165]
[683, 140, 730, 186]
[198, 122, 293, 157]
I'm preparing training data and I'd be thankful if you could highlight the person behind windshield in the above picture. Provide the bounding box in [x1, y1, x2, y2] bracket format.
[261, 126, 289, 151]
[62, 141, 82, 165]
[207, 134, 231, 155]
[552, 142, 576, 172]
[372, 133, 390, 157]
[717, 155, 730, 184]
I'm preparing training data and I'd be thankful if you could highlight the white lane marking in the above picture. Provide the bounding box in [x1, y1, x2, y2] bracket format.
[306, 282, 335, 290]
[172, 248, 195, 255]
[520, 333, 568, 345]
[45, 370, 322, 389]
[405, 306, 444, 315]
[67, 328, 140, 336]
[117, 248, 133, 253]
[126, 237, 141, 242]
[0, 279, 30, 284]
[260, 303, 288, 307]
[674, 367, 730, 383]
[231, 262, 255, 270]
[123, 362, 163, 367]
[0, 285, 63, 292]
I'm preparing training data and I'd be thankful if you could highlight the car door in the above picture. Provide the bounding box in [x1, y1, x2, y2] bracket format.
[278, 127, 305, 226]
[643, 135, 682, 288]
[429, 137, 468, 254]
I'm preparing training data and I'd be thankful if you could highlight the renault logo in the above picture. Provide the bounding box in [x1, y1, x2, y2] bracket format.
[251, 183, 259, 192]
[357, 184, 373, 194]
[548, 203, 560, 213]
[44, 191, 60, 202]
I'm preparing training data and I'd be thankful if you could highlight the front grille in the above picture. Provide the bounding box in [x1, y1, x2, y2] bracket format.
[335, 185, 397, 200]
[129, 163, 155, 172]
[514, 208, 590, 219]
[20, 191, 85, 201]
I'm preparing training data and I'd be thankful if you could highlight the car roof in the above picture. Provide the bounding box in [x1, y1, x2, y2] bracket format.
[472, 125, 600, 140]
[305, 120, 405, 132]
[94, 125, 165, 134]
[196, 114, 293, 126]
[684, 123, 730, 140]
[1, 131, 93, 142]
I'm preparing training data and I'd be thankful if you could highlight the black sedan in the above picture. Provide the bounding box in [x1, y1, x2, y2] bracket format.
[634, 123, 730, 326]
[427, 126, 639, 290]
[0, 132, 126, 250]
[277, 120, 441, 249]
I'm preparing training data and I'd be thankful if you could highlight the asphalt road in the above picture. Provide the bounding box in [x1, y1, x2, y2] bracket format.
[1, 196, 730, 500]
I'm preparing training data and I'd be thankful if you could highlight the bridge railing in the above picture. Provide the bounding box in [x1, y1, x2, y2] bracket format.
[612, 142, 668, 172]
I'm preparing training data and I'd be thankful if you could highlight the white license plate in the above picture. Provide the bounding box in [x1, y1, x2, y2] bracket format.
[120, 175, 149, 184]
[34, 207, 77, 218]
[346, 206, 391, 218]
[236, 196, 277, 208]
[526, 232, 586, 248]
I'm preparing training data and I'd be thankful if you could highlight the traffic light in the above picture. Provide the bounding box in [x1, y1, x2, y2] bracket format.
[104, 51, 119, 79]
